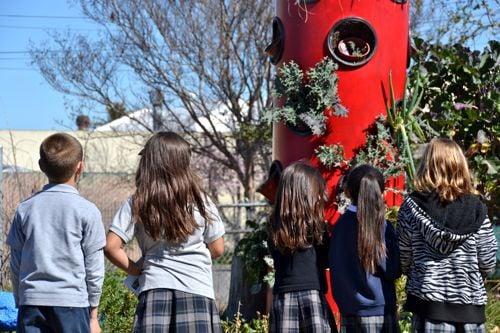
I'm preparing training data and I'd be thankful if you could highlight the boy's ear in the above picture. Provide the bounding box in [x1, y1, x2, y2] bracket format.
[75, 161, 83, 179]
[75, 160, 84, 177]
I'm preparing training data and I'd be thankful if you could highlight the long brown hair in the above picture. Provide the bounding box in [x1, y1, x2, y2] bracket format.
[346, 164, 386, 274]
[132, 132, 208, 242]
[414, 137, 476, 202]
[270, 162, 327, 253]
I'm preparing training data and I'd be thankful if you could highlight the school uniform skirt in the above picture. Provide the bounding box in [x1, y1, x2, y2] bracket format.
[411, 314, 486, 333]
[270, 290, 335, 333]
[340, 314, 399, 333]
[133, 288, 222, 333]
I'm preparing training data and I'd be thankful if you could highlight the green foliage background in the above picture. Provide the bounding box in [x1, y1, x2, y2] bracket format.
[99, 270, 137, 333]
[410, 39, 499, 221]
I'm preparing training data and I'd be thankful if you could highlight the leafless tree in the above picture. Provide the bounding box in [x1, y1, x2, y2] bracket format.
[411, 0, 499, 45]
[31, 0, 273, 200]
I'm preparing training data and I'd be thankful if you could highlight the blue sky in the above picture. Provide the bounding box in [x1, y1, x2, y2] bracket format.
[0, 0, 102, 130]
[0, 1, 497, 130]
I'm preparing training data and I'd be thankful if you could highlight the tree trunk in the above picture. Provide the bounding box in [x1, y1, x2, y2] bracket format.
[225, 256, 269, 320]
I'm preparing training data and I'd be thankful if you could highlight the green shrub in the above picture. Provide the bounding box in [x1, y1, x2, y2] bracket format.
[410, 39, 499, 221]
[396, 276, 412, 332]
[234, 217, 271, 286]
[99, 270, 138, 333]
[222, 311, 269, 333]
[486, 282, 500, 332]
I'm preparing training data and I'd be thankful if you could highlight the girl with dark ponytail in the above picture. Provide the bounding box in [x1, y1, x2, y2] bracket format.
[329, 164, 401, 332]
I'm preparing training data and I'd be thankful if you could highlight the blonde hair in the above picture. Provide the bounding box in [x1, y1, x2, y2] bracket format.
[414, 138, 476, 202]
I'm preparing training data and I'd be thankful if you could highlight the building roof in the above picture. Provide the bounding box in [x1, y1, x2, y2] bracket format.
[94, 104, 235, 133]
[0, 130, 143, 174]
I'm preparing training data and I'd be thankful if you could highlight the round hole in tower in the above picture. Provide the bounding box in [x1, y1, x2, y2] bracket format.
[327, 17, 377, 67]
[287, 121, 313, 137]
[265, 17, 285, 65]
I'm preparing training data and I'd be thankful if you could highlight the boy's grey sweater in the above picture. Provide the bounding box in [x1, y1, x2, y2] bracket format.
[7, 184, 106, 308]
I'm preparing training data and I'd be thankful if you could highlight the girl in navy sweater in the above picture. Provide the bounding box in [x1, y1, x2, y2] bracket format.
[329, 164, 400, 332]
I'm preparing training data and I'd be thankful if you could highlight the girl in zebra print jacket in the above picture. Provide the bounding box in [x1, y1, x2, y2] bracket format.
[397, 138, 497, 333]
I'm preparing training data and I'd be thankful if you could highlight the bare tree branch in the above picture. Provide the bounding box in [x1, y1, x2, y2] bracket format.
[31, 0, 273, 200]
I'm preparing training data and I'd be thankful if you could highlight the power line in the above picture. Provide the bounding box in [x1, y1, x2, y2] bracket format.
[0, 66, 135, 74]
[0, 50, 63, 54]
[0, 24, 104, 32]
[0, 67, 37, 70]
[0, 14, 88, 20]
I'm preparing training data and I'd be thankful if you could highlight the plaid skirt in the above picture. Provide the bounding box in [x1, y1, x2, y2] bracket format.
[270, 290, 335, 332]
[411, 314, 486, 333]
[340, 314, 399, 333]
[133, 288, 222, 333]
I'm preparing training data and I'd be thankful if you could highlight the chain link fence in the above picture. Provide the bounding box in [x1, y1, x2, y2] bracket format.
[0, 168, 269, 292]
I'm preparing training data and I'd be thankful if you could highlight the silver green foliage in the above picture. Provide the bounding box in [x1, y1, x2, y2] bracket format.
[264, 58, 347, 136]
[316, 117, 407, 179]
[350, 116, 407, 178]
[316, 144, 345, 169]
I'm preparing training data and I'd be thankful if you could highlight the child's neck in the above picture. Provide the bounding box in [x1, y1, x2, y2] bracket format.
[49, 178, 77, 188]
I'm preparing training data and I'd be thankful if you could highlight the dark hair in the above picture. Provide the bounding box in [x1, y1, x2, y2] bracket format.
[345, 164, 386, 274]
[132, 132, 209, 242]
[270, 162, 327, 253]
[39, 133, 83, 183]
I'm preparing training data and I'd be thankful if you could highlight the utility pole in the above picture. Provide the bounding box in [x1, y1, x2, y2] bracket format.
[149, 88, 164, 132]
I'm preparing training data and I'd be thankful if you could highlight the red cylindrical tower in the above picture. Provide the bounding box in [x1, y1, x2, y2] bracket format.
[262, 0, 409, 216]
[260, 0, 410, 317]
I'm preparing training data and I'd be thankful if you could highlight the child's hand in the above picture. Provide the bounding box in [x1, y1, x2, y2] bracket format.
[90, 318, 101, 333]
[105, 233, 143, 276]
[128, 257, 144, 276]
[128, 261, 142, 276]
[89, 308, 101, 333]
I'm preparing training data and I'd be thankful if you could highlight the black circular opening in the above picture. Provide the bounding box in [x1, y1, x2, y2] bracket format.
[287, 120, 313, 136]
[265, 17, 285, 65]
[327, 17, 377, 67]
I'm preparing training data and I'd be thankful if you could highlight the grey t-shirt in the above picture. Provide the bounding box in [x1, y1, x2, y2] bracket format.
[109, 197, 225, 299]
[7, 184, 106, 308]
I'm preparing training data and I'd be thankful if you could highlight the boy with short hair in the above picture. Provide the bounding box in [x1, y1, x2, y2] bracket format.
[7, 133, 105, 333]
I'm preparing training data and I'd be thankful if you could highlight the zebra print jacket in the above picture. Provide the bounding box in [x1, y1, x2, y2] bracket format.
[397, 192, 497, 323]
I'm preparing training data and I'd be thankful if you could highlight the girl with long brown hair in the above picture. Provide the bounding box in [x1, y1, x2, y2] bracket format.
[397, 138, 496, 333]
[104, 132, 225, 332]
[329, 164, 400, 332]
[269, 162, 335, 332]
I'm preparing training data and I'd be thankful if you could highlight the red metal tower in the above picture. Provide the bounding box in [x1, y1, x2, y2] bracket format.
[261, 0, 409, 216]
[260, 0, 410, 315]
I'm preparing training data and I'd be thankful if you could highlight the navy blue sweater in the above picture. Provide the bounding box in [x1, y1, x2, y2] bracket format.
[329, 205, 401, 316]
